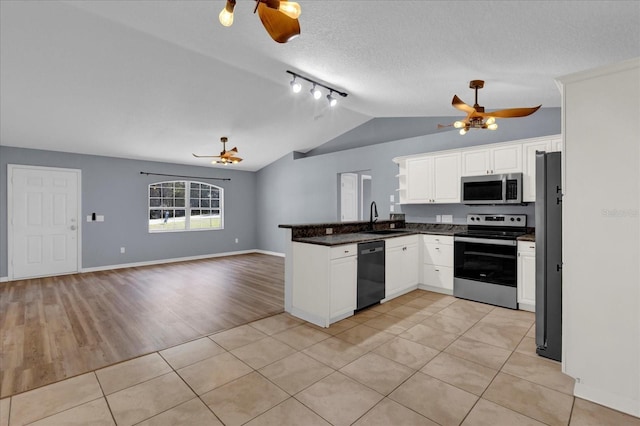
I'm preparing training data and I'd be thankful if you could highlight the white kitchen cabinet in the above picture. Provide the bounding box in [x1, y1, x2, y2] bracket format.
[521, 136, 563, 202]
[292, 242, 357, 327]
[399, 152, 460, 204]
[461, 144, 522, 176]
[330, 253, 358, 319]
[420, 235, 454, 294]
[517, 241, 536, 312]
[385, 235, 419, 299]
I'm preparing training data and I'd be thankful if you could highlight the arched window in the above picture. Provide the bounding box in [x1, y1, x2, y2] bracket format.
[148, 181, 223, 232]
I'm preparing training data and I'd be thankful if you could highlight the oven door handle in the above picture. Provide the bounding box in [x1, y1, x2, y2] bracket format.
[454, 236, 517, 246]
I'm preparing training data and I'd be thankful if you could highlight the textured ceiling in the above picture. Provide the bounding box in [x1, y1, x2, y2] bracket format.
[1, 1, 639, 171]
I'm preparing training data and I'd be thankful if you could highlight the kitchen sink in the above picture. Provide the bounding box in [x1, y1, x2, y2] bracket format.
[362, 229, 410, 235]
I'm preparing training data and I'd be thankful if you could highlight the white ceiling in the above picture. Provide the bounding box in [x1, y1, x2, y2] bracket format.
[1, 1, 639, 171]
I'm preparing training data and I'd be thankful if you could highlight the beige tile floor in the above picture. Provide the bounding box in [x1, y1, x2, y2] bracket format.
[2, 290, 639, 426]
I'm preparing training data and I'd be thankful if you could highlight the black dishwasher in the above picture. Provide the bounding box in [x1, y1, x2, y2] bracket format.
[357, 240, 385, 310]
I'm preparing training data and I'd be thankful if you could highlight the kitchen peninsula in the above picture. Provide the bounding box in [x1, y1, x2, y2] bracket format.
[280, 220, 464, 327]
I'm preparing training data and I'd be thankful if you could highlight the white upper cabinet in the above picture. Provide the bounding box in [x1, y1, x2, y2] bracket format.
[461, 144, 522, 176]
[522, 136, 564, 202]
[394, 135, 560, 205]
[405, 156, 432, 203]
[400, 152, 460, 204]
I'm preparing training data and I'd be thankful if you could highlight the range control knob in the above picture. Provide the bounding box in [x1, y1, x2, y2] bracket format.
[510, 217, 515, 221]
[516, 217, 522, 222]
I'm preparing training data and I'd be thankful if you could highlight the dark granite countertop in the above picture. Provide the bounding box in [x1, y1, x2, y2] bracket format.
[293, 230, 419, 246]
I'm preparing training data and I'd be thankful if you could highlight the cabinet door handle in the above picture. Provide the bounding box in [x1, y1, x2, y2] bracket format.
[435, 269, 440, 272]
[529, 246, 535, 249]
[435, 247, 440, 250]
[402, 247, 407, 251]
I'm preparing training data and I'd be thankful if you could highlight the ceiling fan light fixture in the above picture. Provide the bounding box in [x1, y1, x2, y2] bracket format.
[487, 122, 498, 130]
[459, 128, 468, 135]
[219, 0, 236, 26]
[485, 117, 496, 125]
[453, 120, 465, 129]
[327, 92, 337, 107]
[277, 1, 301, 19]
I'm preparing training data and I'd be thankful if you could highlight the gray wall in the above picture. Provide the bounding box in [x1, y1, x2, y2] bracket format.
[256, 108, 560, 253]
[0, 146, 257, 277]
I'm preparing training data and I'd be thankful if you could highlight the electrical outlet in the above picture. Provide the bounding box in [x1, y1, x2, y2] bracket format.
[326, 228, 333, 235]
[389, 194, 394, 202]
[442, 215, 453, 223]
[235, 238, 239, 243]
[390, 223, 395, 229]
[120, 247, 125, 254]
[436, 215, 442, 223]
[390, 204, 395, 212]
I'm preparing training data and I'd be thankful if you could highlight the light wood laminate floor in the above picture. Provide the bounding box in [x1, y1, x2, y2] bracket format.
[0, 253, 284, 398]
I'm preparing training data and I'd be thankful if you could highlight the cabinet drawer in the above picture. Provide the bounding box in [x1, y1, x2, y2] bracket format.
[385, 235, 419, 249]
[421, 234, 453, 246]
[517, 241, 536, 253]
[423, 243, 454, 267]
[422, 265, 453, 291]
[330, 244, 357, 259]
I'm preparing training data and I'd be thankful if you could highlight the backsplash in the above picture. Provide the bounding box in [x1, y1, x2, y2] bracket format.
[400, 202, 536, 227]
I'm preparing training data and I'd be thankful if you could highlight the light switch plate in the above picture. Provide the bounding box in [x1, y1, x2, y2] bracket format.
[436, 215, 442, 223]
[390, 195, 394, 202]
[96, 215, 105, 222]
[442, 215, 453, 223]
[390, 205, 395, 212]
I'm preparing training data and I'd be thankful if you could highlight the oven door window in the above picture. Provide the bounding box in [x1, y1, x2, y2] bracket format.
[454, 241, 517, 287]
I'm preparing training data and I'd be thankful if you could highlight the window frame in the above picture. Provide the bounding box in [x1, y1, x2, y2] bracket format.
[148, 180, 224, 233]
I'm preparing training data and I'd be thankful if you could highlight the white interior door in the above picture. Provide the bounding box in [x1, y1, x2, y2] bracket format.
[8, 165, 81, 279]
[340, 173, 358, 222]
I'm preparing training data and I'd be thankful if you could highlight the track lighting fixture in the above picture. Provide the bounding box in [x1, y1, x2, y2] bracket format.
[286, 70, 348, 107]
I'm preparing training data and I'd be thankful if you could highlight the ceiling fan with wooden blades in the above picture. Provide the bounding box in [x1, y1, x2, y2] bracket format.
[218, 0, 301, 44]
[193, 137, 243, 165]
[438, 80, 541, 135]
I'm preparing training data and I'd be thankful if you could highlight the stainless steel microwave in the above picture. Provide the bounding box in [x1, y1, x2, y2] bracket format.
[461, 173, 523, 204]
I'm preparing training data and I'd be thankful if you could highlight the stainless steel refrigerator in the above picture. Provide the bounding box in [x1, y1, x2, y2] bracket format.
[535, 151, 562, 361]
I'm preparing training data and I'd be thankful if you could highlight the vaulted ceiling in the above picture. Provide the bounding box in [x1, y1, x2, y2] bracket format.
[1, 1, 639, 170]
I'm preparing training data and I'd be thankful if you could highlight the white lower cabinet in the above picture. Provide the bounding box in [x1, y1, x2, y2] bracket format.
[517, 241, 536, 311]
[420, 235, 454, 293]
[292, 242, 357, 327]
[385, 235, 419, 299]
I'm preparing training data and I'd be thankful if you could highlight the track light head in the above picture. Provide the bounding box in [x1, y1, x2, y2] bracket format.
[311, 85, 322, 100]
[290, 77, 302, 93]
[327, 92, 337, 107]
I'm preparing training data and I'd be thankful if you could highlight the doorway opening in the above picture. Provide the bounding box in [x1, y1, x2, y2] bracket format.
[338, 170, 371, 222]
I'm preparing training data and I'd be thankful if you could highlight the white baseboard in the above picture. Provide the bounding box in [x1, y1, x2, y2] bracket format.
[1, 249, 284, 282]
[254, 249, 285, 257]
[573, 381, 640, 418]
[80, 249, 280, 274]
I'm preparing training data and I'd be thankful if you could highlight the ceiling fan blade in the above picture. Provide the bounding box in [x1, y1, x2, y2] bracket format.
[257, 2, 300, 43]
[229, 147, 239, 153]
[452, 95, 476, 114]
[480, 105, 542, 118]
[437, 123, 453, 129]
[193, 153, 221, 158]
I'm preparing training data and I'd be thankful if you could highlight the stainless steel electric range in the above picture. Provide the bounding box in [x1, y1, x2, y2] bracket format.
[453, 214, 527, 309]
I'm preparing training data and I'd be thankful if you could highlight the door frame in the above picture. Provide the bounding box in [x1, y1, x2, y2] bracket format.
[360, 174, 371, 221]
[7, 164, 82, 280]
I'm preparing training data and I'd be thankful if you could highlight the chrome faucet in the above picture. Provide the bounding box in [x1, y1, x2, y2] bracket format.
[369, 201, 378, 230]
